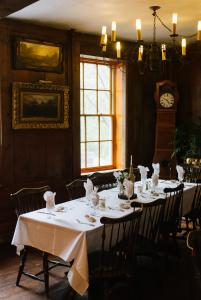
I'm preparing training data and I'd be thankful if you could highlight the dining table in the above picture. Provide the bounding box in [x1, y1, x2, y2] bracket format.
[11, 179, 198, 296]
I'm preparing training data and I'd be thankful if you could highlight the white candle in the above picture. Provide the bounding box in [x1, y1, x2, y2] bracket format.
[138, 45, 143, 61]
[181, 38, 186, 56]
[197, 21, 201, 40]
[172, 13, 177, 35]
[130, 155, 133, 166]
[101, 26, 107, 45]
[116, 41, 121, 58]
[111, 21, 116, 42]
[136, 19, 142, 41]
[161, 44, 166, 61]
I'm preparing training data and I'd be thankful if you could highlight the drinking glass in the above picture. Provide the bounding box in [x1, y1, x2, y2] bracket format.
[125, 186, 133, 204]
[90, 196, 99, 216]
[46, 200, 55, 218]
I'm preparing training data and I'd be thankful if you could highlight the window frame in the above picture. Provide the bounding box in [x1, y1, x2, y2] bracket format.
[80, 57, 116, 172]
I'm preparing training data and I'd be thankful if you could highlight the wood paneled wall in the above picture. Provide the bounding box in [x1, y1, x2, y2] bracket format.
[0, 20, 79, 242]
[0, 23, 200, 243]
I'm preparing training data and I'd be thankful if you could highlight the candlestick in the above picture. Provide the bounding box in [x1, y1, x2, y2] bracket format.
[181, 38, 186, 56]
[129, 155, 135, 183]
[116, 41, 121, 58]
[111, 21, 116, 42]
[138, 45, 143, 61]
[172, 13, 177, 35]
[136, 19, 142, 41]
[197, 21, 201, 40]
[161, 44, 166, 61]
[100, 26, 107, 45]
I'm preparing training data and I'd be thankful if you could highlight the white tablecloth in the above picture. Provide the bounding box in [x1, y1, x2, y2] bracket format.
[11, 180, 197, 295]
[12, 197, 133, 295]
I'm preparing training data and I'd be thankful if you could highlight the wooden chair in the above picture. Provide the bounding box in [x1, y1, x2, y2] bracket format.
[184, 165, 201, 183]
[89, 171, 117, 192]
[159, 183, 184, 256]
[88, 209, 142, 300]
[131, 198, 165, 260]
[65, 178, 86, 201]
[11, 186, 70, 297]
[184, 184, 201, 231]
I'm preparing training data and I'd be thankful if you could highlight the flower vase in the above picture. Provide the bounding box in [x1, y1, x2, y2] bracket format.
[118, 183, 125, 197]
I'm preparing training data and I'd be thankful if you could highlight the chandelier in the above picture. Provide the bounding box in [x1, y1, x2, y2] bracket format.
[100, 6, 201, 74]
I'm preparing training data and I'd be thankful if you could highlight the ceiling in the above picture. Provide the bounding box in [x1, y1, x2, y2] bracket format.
[7, 0, 201, 43]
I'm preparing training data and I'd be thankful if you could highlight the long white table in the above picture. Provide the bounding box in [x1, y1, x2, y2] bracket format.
[12, 180, 197, 295]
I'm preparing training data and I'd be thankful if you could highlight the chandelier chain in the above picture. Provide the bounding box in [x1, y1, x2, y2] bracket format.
[153, 12, 156, 42]
[155, 12, 172, 33]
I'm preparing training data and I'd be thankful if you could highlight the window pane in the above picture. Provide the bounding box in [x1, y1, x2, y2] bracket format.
[98, 91, 110, 114]
[86, 116, 99, 141]
[98, 65, 110, 90]
[84, 90, 97, 114]
[84, 63, 96, 89]
[81, 143, 85, 169]
[80, 90, 83, 114]
[100, 116, 112, 140]
[100, 141, 112, 166]
[80, 116, 85, 142]
[87, 142, 99, 167]
[80, 62, 83, 89]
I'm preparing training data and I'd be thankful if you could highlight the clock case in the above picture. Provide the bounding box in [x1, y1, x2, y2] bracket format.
[154, 80, 179, 109]
[153, 80, 179, 178]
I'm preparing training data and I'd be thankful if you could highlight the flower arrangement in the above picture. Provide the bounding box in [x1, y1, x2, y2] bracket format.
[113, 171, 129, 184]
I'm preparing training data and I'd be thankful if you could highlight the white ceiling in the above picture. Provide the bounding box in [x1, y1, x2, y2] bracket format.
[7, 0, 201, 43]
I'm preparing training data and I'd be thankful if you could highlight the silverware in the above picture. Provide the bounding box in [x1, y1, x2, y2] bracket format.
[37, 211, 56, 216]
[76, 219, 95, 227]
[108, 206, 124, 212]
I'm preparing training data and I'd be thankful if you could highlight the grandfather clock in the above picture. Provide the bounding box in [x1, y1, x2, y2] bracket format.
[153, 80, 179, 178]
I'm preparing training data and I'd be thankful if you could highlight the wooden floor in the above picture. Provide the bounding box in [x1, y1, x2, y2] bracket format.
[0, 240, 199, 300]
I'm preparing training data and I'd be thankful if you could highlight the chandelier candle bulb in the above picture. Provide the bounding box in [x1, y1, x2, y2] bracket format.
[101, 26, 107, 45]
[197, 21, 201, 40]
[102, 33, 108, 52]
[136, 19, 142, 41]
[172, 13, 177, 35]
[116, 41, 121, 58]
[111, 21, 116, 42]
[181, 38, 186, 56]
[138, 45, 143, 61]
[161, 44, 166, 61]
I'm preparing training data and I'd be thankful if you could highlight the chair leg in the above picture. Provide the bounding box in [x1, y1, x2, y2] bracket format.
[16, 247, 28, 286]
[43, 252, 49, 297]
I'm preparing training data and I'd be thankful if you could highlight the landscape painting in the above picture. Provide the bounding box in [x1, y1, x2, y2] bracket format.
[14, 39, 63, 73]
[12, 82, 69, 129]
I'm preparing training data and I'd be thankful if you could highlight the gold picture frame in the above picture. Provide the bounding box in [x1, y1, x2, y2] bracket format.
[12, 82, 69, 129]
[14, 38, 63, 73]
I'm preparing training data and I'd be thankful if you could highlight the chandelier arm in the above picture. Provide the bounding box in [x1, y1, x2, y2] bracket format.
[178, 33, 197, 39]
[156, 12, 197, 39]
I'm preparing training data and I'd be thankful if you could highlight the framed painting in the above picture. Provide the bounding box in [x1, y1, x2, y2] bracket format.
[14, 38, 63, 73]
[12, 82, 69, 129]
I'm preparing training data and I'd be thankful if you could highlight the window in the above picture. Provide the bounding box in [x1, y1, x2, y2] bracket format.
[80, 58, 115, 172]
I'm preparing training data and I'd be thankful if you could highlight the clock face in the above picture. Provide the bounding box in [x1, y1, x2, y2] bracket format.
[159, 92, 174, 108]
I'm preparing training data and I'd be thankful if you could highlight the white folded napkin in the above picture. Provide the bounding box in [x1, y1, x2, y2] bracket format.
[123, 178, 134, 199]
[152, 163, 160, 176]
[84, 178, 94, 199]
[43, 191, 56, 210]
[138, 165, 149, 181]
[89, 186, 100, 207]
[176, 165, 185, 182]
